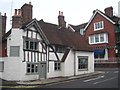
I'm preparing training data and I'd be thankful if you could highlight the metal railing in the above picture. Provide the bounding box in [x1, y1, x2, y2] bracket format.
[95, 57, 120, 64]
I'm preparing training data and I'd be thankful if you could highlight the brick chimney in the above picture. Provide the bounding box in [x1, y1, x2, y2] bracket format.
[0, 13, 7, 36]
[12, 9, 22, 28]
[58, 11, 66, 28]
[2, 13, 7, 35]
[104, 6, 113, 17]
[21, 2, 33, 23]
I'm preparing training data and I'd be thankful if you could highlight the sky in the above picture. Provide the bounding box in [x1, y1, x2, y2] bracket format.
[0, 0, 120, 32]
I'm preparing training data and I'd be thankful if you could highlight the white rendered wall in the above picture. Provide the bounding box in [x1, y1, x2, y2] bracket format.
[75, 51, 94, 75]
[2, 29, 24, 81]
[0, 27, 94, 81]
[1, 28, 40, 81]
[63, 50, 75, 77]
[47, 61, 64, 78]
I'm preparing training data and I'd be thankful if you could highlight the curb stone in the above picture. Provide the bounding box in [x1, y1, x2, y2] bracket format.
[1, 71, 105, 88]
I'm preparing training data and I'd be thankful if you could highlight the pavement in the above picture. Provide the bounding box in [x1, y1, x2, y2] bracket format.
[1, 71, 104, 88]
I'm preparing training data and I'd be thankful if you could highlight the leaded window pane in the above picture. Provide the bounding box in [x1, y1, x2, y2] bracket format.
[78, 56, 88, 70]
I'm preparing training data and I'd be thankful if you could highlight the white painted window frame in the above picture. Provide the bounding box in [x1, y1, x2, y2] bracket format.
[78, 56, 88, 71]
[24, 40, 39, 51]
[89, 33, 108, 44]
[54, 62, 61, 71]
[80, 28, 84, 35]
[26, 63, 39, 74]
[94, 21, 104, 31]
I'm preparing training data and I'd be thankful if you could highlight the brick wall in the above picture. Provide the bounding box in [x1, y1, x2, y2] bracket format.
[0, 40, 7, 57]
[85, 13, 117, 61]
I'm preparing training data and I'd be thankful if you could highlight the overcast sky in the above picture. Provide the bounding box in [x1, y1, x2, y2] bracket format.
[0, 0, 120, 32]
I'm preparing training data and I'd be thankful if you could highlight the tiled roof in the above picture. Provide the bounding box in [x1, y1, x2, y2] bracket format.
[38, 20, 93, 51]
[71, 9, 120, 32]
[70, 23, 88, 32]
[97, 9, 120, 23]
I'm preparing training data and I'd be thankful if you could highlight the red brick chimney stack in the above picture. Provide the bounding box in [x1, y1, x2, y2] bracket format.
[0, 12, 7, 37]
[12, 9, 22, 28]
[12, 2, 33, 28]
[2, 13, 7, 35]
[58, 11, 66, 28]
[104, 6, 113, 17]
[21, 2, 33, 23]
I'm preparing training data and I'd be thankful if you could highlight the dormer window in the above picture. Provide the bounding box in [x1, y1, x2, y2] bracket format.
[80, 28, 84, 35]
[94, 21, 104, 30]
[54, 45, 66, 53]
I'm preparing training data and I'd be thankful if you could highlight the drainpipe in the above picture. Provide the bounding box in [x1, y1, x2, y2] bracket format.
[74, 51, 76, 76]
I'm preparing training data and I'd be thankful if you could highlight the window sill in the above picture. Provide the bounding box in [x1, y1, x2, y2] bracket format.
[54, 70, 61, 71]
[94, 28, 104, 31]
[10, 56, 20, 57]
[23, 49, 39, 52]
[89, 42, 108, 45]
[26, 73, 39, 75]
[78, 69, 88, 71]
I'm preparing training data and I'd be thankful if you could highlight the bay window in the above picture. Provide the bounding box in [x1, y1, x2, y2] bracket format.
[89, 33, 108, 44]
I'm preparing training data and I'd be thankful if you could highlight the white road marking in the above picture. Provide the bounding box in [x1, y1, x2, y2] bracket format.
[83, 76, 104, 82]
[93, 77, 117, 84]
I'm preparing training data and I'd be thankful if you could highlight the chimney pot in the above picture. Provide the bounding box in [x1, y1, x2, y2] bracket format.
[14, 9, 17, 15]
[18, 9, 21, 16]
[58, 11, 66, 28]
[61, 12, 63, 15]
[59, 11, 61, 15]
[29, 2, 31, 5]
[4, 13, 6, 16]
[59, 11, 64, 16]
[93, 10, 96, 14]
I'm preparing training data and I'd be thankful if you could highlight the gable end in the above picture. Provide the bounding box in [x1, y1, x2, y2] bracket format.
[84, 10, 115, 31]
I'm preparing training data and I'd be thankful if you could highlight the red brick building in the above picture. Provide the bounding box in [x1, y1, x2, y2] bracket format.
[85, 7, 120, 64]
[69, 7, 120, 65]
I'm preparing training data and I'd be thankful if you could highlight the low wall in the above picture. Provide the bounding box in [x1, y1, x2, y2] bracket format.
[95, 63, 120, 68]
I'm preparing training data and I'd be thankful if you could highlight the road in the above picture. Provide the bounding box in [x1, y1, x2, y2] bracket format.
[2, 68, 119, 89]
[37, 68, 119, 88]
